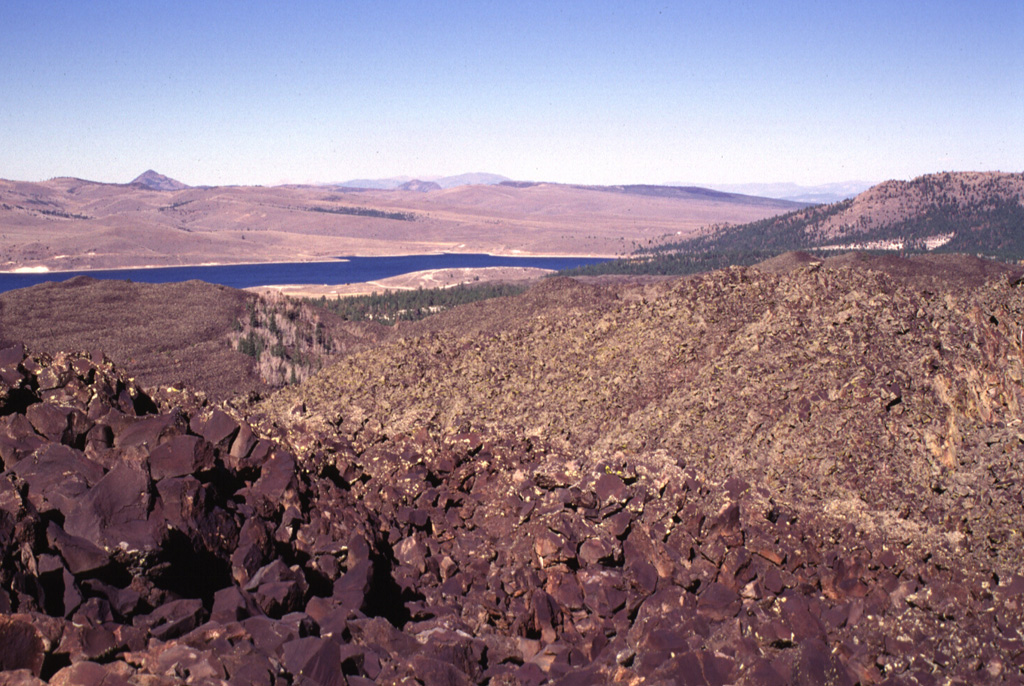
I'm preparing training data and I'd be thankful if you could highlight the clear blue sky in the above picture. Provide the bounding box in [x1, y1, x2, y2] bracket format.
[1, 1, 1021, 186]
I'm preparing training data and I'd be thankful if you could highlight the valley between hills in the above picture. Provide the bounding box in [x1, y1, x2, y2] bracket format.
[0, 172, 1022, 684]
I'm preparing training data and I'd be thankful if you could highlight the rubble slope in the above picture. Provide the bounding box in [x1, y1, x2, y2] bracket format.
[266, 256, 1024, 575]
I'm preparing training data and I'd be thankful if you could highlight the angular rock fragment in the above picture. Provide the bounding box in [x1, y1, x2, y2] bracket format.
[63, 461, 157, 554]
[25, 403, 74, 442]
[47, 661, 132, 686]
[594, 473, 628, 503]
[112, 412, 183, 450]
[230, 518, 274, 586]
[192, 408, 241, 450]
[281, 637, 345, 686]
[46, 522, 110, 575]
[0, 617, 45, 676]
[148, 434, 215, 480]
[791, 639, 854, 686]
[135, 598, 206, 641]
[245, 559, 310, 617]
[12, 444, 105, 516]
[696, 583, 742, 623]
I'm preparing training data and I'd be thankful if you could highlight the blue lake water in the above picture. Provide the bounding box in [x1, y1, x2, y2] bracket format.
[0, 254, 610, 294]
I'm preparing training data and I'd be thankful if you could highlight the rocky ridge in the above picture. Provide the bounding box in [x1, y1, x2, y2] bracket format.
[265, 256, 1024, 574]
[814, 172, 1024, 239]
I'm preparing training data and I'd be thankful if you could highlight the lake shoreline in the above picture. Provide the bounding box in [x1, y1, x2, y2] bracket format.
[0, 254, 611, 294]
[247, 266, 555, 299]
[0, 250, 620, 275]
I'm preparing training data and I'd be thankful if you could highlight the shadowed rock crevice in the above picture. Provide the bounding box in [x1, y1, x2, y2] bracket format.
[365, 547, 419, 629]
[150, 529, 235, 604]
[0, 385, 38, 417]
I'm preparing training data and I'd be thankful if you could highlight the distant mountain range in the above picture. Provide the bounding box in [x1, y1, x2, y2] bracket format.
[396, 179, 443, 192]
[337, 174, 872, 203]
[122, 169, 871, 204]
[568, 183, 807, 209]
[336, 172, 511, 190]
[671, 180, 874, 204]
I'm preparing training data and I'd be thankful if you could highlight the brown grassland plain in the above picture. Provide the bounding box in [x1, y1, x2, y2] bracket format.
[0, 177, 802, 271]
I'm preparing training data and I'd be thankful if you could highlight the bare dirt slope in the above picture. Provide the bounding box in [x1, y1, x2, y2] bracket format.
[0, 176, 802, 271]
[248, 266, 552, 298]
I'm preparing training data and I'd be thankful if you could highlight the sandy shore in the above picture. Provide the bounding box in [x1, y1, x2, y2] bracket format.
[245, 266, 553, 298]
[0, 250, 617, 275]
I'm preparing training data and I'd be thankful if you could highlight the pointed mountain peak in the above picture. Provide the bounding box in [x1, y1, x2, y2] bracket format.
[130, 170, 189, 191]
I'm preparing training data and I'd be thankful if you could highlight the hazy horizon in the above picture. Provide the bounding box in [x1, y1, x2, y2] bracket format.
[21, 168, 882, 196]
[2, 1, 1021, 188]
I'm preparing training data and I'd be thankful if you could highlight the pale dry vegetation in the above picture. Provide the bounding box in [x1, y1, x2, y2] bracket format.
[0, 177, 802, 271]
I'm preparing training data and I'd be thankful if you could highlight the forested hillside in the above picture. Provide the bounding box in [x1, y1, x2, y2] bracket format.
[307, 282, 529, 325]
[563, 172, 1024, 278]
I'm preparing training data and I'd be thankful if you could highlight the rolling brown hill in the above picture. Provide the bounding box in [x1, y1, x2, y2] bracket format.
[0, 277, 386, 400]
[0, 277, 262, 400]
[0, 174, 802, 271]
[805, 171, 1024, 247]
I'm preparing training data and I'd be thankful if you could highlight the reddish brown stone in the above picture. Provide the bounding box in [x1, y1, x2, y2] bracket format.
[196, 409, 241, 449]
[111, 412, 182, 449]
[0, 343, 25, 368]
[63, 462, 157, 554]
[281, 637, 345, 686]
[791, 640, 854, 686]
[12, 444, 105, 516]
[578, 537, 618, 566]
[48, 661, 132, 686]
[696, 582, 741, 622]
[0, 617, 45, 676]
[148, 434, 215, 480]
[595, 473, 628, 503]
[25, 403, 72, 442]
[136, 598, 206, 641]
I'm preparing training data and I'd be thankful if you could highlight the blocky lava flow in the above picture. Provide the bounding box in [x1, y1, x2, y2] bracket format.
[0, 340, 1022, 685]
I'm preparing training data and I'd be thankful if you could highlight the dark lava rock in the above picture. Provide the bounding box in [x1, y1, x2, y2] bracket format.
[45, 523, 110, 575]
[63, 461, 157, 554]
[148, 434, 215, 480]
[4, 257, 1024, 686]
[0, 616, 45, 676]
